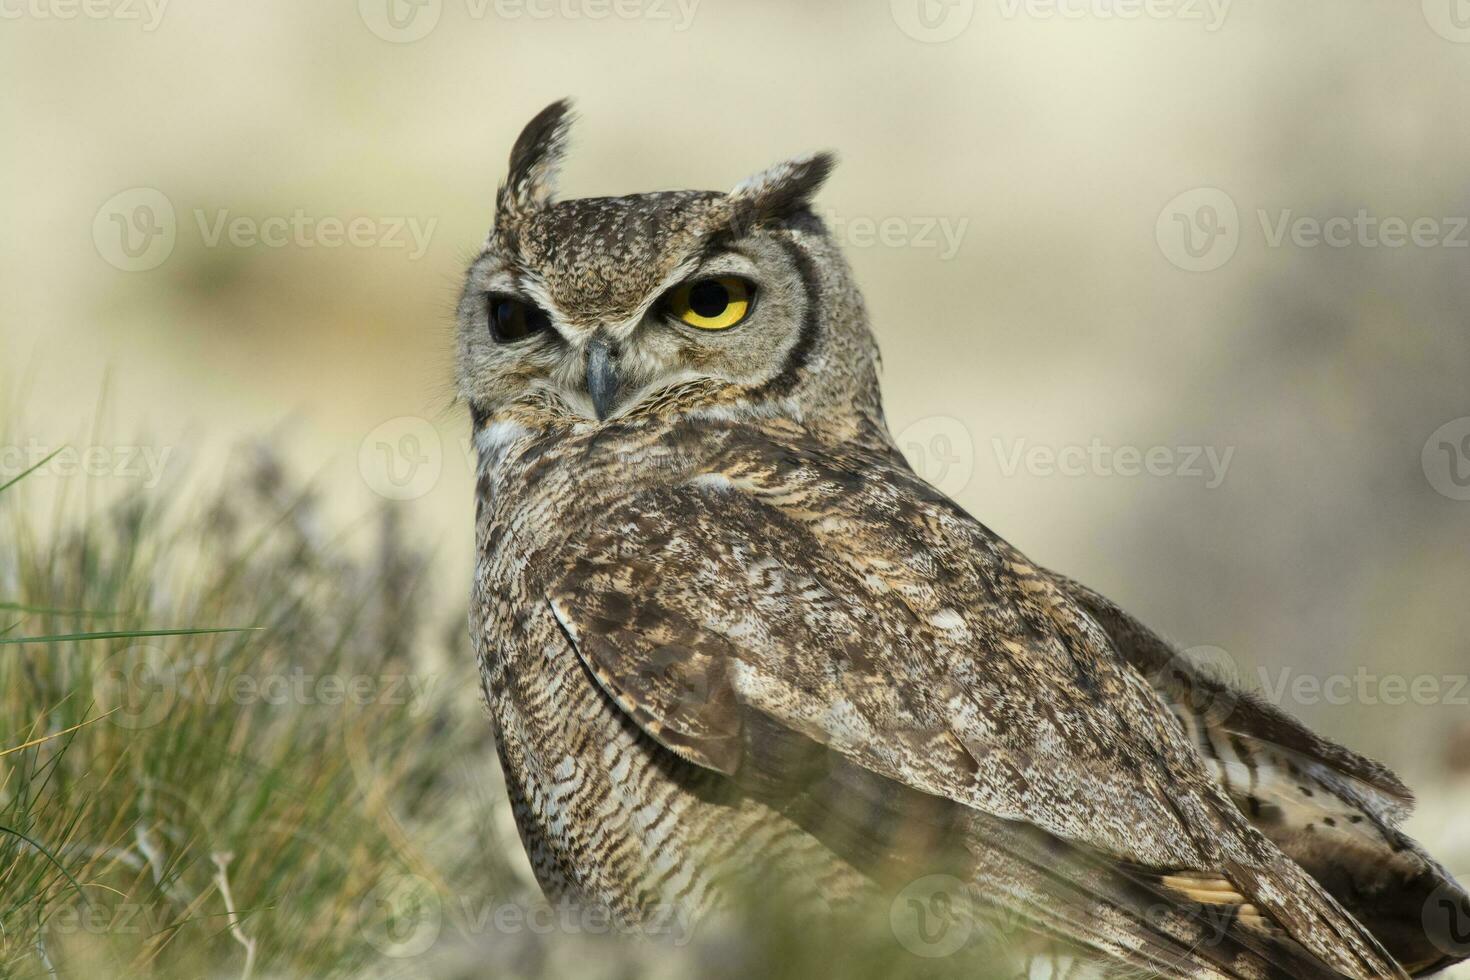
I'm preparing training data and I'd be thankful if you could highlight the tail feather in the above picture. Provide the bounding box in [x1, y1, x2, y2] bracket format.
[961, 814, 1342, 980]
[746, 719, 1372, 978]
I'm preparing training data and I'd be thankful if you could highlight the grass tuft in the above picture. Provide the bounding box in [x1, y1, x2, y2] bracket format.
[0, 442, 512, 978]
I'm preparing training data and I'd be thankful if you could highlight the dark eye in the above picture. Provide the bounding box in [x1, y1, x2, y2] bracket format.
[664, 276, 755, 331]
[487, 295, 551, 343]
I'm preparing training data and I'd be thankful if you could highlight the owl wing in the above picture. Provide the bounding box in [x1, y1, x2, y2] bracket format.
[1059, 575, 1470, 976]
[544, 444, 1406, 979]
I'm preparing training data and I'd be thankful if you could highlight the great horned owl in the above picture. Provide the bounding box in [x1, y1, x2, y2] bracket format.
[458, 101, 1469, 978]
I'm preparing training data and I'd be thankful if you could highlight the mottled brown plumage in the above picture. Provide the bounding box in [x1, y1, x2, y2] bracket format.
[458, 101, 1469, 978]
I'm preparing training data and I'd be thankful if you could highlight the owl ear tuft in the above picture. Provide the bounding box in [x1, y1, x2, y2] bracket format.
[499, 99, 576, 217]
[728, 152, 836, 226]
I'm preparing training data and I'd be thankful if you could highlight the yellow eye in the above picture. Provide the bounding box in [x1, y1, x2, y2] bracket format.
[665, 277, 754, 331]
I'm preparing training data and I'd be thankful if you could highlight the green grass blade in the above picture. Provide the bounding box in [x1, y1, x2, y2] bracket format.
[0, 446, 65, 494]
[0, 627, 261, 647]
[0, 824, 92, 910]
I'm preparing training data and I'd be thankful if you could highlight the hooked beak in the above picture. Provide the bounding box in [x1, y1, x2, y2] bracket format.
[585, 335, 620, 421]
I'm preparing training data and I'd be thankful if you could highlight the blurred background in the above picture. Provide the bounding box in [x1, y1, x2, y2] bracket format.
[3, 0, 1468, 970]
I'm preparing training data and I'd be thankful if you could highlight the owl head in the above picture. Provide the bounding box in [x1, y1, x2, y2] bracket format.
[456, 100, 882, 435]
